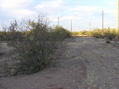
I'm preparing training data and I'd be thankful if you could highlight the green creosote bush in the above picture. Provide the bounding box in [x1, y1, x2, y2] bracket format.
[52, 26, 71, 40]
[16, 20, 55, 74]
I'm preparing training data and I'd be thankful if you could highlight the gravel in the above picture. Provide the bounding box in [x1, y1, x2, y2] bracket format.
[0, 37, 119, 89]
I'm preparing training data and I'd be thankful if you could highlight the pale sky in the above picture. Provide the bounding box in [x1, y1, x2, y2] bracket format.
[0, 0, 117, 31]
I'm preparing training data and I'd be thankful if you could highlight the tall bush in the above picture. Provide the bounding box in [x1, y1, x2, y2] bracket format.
[0, 17, 71, 75]
[7, 19, 71, 75]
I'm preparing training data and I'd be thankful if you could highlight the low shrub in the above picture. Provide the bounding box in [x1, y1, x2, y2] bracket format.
[71, 32, 80, 36]
[104, 32, 116, 40]
[72, 29, 119, 41]
[52, 26, 71, 40]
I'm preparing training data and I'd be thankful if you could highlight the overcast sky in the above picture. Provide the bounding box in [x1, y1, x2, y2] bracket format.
[0, 0, 117, 31]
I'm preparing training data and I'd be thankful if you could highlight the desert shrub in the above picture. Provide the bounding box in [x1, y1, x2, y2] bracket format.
[92, 32, 103, 38]
[0, 31, 7, 41]
[14, 19, 55, 74]
[0, 21, 24, 42]
[5, 18, 71, 75]
[90, 29, 104, 38]
[86, 29, 117, 40]
[104, 32, 116, 40]
[71, 31, 89, 36]
[103, 29, 119, 41]
[7, 21, 24, 41]
[0, 17, 71, 75]
[16, 40, 55, 74]
[71, 32, 80, 36]
[52, 26, 71, 40]
[79, 31, 88, 36]
[71, 29, 119, 40]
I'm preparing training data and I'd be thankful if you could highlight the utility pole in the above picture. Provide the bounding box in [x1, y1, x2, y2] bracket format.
[117, 0, 119, 32]
[89, 22, 92, 30]
[102, 10, 104, 30]
[71, 19, 72, 32]
[58, 16, 59, 26]
[115, 0, 119, 40]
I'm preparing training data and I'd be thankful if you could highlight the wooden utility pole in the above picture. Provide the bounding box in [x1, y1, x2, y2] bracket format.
[102, 10, 104, 30]
[71, 19, 72, 32]
[117, 0, 119, 32]
[114, 0, 119, 41]
[89, 22, 92, 30]
[58, 16, 59, 26]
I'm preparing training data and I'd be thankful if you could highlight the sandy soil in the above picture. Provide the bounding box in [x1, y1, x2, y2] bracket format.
[0, 37, 119, 89]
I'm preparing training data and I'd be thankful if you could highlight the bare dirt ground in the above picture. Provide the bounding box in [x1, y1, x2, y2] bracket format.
[0, 37, 119, 89]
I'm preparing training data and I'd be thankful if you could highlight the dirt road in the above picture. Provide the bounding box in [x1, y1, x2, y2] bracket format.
[0, 37, 119, 89]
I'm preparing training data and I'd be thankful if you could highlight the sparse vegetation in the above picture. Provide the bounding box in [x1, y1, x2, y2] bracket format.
[72, 28, 119, 41]
[0, 17, 71, 75]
